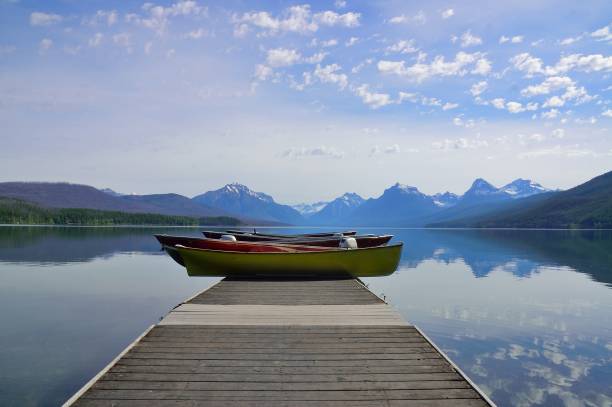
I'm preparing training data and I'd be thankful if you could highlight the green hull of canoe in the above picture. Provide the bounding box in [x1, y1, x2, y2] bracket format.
[172, 243, 403, 277]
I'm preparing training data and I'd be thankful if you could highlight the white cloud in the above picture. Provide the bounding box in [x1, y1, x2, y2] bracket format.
[388, 11, 426, 25]
[433, 137, 488, 150]
[384, 144, 401, 154]
[345, 37, 359, 47]
[389, 15, 408, 24]
[511, 52, 612, 76]
[575, 116, 597, 124]
[289, 71, 313, 91]
[602, 109, 612, 117]
[494, 100, 537, 113]
[314, 64, 348, 89]
[441, 9, 454, 19]
[559, 35, 582, 46]
[351, 58, 373, 73]
[128, 0, 207, 35]
[88, 33, 103, 48]
[521, 76, 574, 96]
[235, 5, 359, 36]
[452, 30, 483, 47]
[509, 53, 544, 76]
[30, 12, 62, 26]
[506, 101, 525, 113]
[378, 51, 487, 82]
[353, 84, 393, 109]
[591, 25, 612, 42]
[421, 97, 442, 107]
[443, 102, 459, 110]
[472, 58, 492, 75]
[315, 10, 360, 27]
[320, 39, 338, 47]
[334, 0, 347, 9]
[254, 64, 273, 81]
[549, 54, 612, 75]
[521, 76, 593, 107]
[85, 10, 118, 27]
[266, 48, 301, 67]
[397, 92, 418, 103]
[371, 144, 402, 156]
[470, 81, 488, 96]
[542, 109, 560, 119]
[304, 52, 327, 64]
[38, 38, 53, 54]
[386, 40, 418, 54]
[491, 98, 505, 109]
[233, 23, 249, 37]
[543, 96, 565, 108]
[499, 35, 524, 44]
[282, 146, 345, 159]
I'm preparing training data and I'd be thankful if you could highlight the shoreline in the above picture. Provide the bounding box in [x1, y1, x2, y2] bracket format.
[0, 224, 610, 231]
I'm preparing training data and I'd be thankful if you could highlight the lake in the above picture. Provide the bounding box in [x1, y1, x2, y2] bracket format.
[0, 226, 610, 406]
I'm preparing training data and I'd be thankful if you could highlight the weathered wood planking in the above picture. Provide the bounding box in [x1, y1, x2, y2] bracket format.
[65, 277, 494, 407]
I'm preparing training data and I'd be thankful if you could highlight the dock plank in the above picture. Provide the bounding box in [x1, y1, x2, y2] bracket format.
[66, 278, 494, 406]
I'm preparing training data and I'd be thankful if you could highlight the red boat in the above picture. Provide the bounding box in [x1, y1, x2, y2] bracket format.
[154, 234, 332, 266]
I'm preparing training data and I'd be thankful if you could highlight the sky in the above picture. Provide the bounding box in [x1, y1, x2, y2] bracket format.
[0, 0, 611, 204]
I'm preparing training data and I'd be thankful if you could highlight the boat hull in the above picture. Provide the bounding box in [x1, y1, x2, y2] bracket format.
[172, 243, 403, 277]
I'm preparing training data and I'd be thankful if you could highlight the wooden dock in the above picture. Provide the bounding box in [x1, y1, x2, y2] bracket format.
[65, 278, 494, 406]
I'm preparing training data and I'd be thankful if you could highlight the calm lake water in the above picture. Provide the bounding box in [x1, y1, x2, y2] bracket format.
[0, 226, 611, 406]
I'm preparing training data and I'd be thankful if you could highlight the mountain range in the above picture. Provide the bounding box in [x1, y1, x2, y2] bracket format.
[1, 170, 610, 228]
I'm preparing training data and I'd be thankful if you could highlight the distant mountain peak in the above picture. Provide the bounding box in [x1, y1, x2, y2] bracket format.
[192, 183, 301, 224]
[217, 183, 274, 203]
[291, 200, 329, 215]
[338, 192, 365, 205]
[466, 178, 499, 195]
[501, 179, 550, 199]
[389, 183, 421, 195]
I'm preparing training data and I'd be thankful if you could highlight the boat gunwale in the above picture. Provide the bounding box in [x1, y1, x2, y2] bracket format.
[170, 242, 403, 256]
[156, 233, 394, 245]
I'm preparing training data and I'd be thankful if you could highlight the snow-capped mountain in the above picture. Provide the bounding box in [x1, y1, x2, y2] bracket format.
[459, 178, 511, 204]
[189, 178, 552, 226]
[432, 192, 460, 208]
[501, 179, 550, 199]
[192, 183, 303, 224]
[308, 193, 365, 225]
[291, 201, 329, 216]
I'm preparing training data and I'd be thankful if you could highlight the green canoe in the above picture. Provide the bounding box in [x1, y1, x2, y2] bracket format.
[169, 243, 403, 277]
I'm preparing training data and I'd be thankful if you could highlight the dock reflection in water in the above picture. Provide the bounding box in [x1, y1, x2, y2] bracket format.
[0, 227, 611, 406]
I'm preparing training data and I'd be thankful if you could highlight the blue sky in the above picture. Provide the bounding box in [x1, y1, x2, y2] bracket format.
[1, 0, 611, 203]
